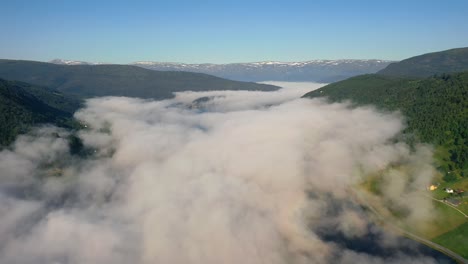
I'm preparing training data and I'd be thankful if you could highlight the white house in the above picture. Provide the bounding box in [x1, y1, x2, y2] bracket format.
[444, 188, 454, 194]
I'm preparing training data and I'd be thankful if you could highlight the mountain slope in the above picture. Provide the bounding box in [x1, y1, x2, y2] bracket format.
[303, 72, 468, 176]
[0, 79, 81, 145]
[378, 47, 468, 77]
[130, 60, 392, 83]
[0, 60, 279, 99]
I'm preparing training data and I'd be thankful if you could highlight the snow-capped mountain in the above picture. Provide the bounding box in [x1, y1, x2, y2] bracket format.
[130, 60, 394, 82]
[50, 59, 108, 65]
[50, 59, 394, 82]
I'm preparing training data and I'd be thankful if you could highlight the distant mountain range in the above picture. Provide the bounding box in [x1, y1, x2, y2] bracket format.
[51, 59, 393, 83]
[2, 48, 467, 153]
[0, 59, 279, 146]
[0, 60, 278, 99]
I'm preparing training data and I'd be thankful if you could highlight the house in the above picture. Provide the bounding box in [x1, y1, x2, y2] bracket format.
[444, 188, 454, 194]
[428, 184, 438, 191]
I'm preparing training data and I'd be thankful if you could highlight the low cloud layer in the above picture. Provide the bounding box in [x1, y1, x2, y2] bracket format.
[259, 81, 326, 91]
[0, 85, 444, 263]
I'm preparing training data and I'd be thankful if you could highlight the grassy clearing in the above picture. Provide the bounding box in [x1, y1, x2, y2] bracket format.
[432, 222, 468, 259]
[358, 165, 467, 259]
[416, 201, 467, 239]
[430, 177, 468, 215]
[389, 196, 466, 240]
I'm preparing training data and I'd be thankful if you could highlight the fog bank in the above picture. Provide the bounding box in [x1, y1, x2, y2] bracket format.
[0, 86, 441, 263]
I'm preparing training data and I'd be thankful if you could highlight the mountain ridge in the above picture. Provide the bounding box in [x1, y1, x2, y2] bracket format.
[303, 48, 468, 178]
[0, 59, 279, 99]
[378, 47, 468, 77]
[50, 59, 394, 83]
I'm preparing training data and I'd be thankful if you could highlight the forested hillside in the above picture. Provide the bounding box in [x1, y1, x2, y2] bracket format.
[304, 72, 468, 178]
[378, 47, 468, 77]
[0, 79, 81, 145]
[0, 60, 279, 99]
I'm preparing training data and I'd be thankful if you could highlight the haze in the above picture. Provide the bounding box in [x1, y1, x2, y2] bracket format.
[0, 84, 440, 263]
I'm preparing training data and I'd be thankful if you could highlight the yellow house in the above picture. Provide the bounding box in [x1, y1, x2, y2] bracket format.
[429, 185, 438, 191]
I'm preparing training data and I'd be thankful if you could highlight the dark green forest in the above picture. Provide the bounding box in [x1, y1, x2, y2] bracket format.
[304, 72, 468, 179]
[2, 48, 468, 179]
[378, 47, 468, 77]
[0, 60, 279, 99]
[0, 79, 81, 145]
[0, 60, 279, 147]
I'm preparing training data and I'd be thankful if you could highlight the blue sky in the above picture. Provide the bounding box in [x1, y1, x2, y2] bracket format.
[2, 0, 467, 63]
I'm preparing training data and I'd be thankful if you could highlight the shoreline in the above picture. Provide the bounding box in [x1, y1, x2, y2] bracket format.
[349, 188, 467, 264]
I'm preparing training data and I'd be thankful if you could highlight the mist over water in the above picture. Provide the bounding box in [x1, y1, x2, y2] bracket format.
[0, 84, 450, 263]
[259, 81, 327, 91]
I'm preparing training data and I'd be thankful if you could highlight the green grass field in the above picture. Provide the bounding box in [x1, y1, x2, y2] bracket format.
[359, 173, 467, 260]
[432, 222, 468, 259]
[421, 201, 467, 239]
[391, 197, 466, 239]
[431, 177, 468, 215]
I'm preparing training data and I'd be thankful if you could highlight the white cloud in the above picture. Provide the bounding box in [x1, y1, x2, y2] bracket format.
[258, 81, 326, 92]
[0, 87, 439, 263]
